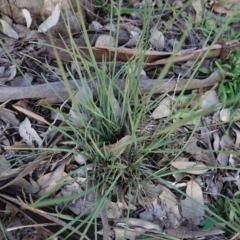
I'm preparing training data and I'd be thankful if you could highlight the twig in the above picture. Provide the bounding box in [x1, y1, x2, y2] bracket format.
[0, 71, 222, 105]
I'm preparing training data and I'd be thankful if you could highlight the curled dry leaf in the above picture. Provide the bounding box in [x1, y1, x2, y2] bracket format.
[95, 35, 116, 47]
[21, 9, 32, 28]
[38, 4, 61, 32]
[19, 117, 42, 147]
[151, 97, 171, 119]
[149, 30, 165, 51]
[181, 178, 204, 225]
[0, 19, 19, 39]
[171, 161, 208, 175]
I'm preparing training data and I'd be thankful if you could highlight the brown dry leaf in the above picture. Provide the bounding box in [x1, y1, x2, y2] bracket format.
[0, 155, 11, 175]
[19, 117, 43, 147]
[114, 218, 162, 231]
[0, 109, 19, 128]
[151, 97, 171, 119]
[220, 108, 230, 122]
[232, 126, 240, 145]
[213, 131, 220, 151]
[88, 21, 102, 31]
[21, 9, 32, 28]
[212, 3, 240, 16]
[105, 135, 131, 156]
[105, 200, 122, 219]
[159, 189, 181, 228]
[200, 90, 220, 109]
[192, 0, 204, 22]
[139, 198, 165, 221]
[38, 4, 61, 32]
[37, 163, 71, 196]
[74, 153, 87, 165]
[10, 73, 33, 87]
[113, 227, 146, 240]
[0, 65, 17, 84]
[181, 178, 204, 225]
[165, 226, 224, 238]
[0, 153, 49, 189]
[95, 35, 116, 47]
[12, 178, 39, 194]
[171, 161, 208, 175]
[140, 182, 165, 198]
[5, 142, 29, 150]
[13, 104, 49, 125]
[149, 30, 165, 51]
[0, 19, 19, 39]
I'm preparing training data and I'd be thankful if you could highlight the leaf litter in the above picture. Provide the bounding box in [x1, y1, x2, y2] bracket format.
[0, 0, 240, 239]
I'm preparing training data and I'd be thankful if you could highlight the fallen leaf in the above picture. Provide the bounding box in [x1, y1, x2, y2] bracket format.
[19, 117, 42, 147]
[105, 200, 122, 219]
[200, 90, 220, 109]
[212, 3, 240, 16]
[105, 135, 131, 156]
[114, 218, 162, 231]
[0, 109, 19, 127]
[171, 161, 208, 174]
[88, 21, 102, 31]
[181, 178, 204, 225]
[232, 126, 240, 145]
[151, 97, 171, 119]
[165, 226, 224, 238]
[74, 153, 87, 165]
[159, 189, 181, 228]
[149, 30, 165, 51]
[21, 9, 32, 28]
[113, 227, 146, 240]
[37, 163, 70, 196]
[12, 178, 39, 194]
[0, 19, 19, 39]
[220, 108, 230, 122]
[95, 35, 116, 47]
[38, 4, 61, 32]
[192, 0, 204, 22]
[140, 198, 165, 221]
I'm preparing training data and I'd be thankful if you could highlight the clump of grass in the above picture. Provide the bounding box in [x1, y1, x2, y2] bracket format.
[2, 0, 240, 239]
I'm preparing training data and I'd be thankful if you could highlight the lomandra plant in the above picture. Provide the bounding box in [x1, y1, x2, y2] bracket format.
[2, 0, 240, 239]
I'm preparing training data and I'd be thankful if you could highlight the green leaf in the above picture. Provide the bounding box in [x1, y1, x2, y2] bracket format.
[108, 163, 127, 169]
[198, 67, 211, 74]
[200, 218, 215, 231]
